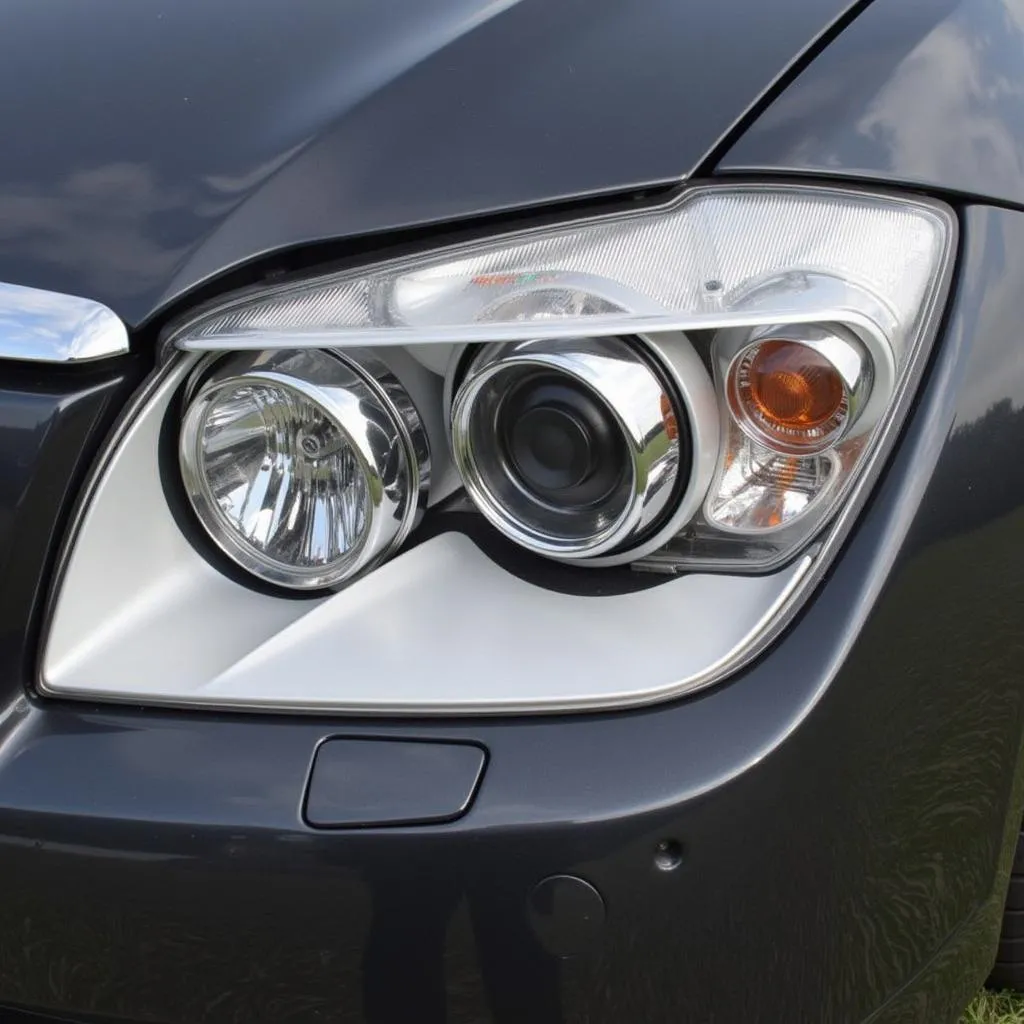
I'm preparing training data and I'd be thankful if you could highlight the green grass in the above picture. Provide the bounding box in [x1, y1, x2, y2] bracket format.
[964, 991, 1024, 1023]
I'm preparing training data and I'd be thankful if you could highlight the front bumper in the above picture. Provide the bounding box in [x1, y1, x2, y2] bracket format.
[0, 205, 1022, 1024]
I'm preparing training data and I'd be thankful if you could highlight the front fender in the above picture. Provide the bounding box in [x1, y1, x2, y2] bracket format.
[720, 0, 1024, 208]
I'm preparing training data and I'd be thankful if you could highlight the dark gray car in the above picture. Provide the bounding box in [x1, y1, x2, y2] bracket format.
[0, 0, 1022, 1022]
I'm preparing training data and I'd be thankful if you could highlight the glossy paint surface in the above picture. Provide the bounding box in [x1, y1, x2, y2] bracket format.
[722, 0, 1024, 208]
[0, 206, 1020, 1022]
[0, 0, 857, 327]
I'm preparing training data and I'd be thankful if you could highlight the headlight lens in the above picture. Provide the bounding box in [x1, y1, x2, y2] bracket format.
[179, 349, 427, 589]
[705, 427, 837, 533]
[184, 376, 372, 581]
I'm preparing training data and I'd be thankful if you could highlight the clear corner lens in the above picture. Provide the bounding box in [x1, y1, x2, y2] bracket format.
[179, 350, 425, 590]
[705, 424, 837, 533]
[173, 186, 952, 355]
[693, 321, 875, 546]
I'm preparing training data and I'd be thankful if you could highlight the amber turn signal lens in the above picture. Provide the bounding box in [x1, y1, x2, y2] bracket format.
[729, 338, 852, 454]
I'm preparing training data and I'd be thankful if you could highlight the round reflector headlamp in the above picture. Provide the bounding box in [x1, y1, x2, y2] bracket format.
[179, 349, 427, 590]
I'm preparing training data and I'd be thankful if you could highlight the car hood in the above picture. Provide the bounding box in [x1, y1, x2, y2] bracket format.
[0, 0, 859, 327]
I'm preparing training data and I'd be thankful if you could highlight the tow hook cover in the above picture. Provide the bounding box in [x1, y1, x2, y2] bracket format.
[304, 738, 487, 828]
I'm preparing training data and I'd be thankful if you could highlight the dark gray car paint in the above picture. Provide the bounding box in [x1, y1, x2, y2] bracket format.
[0, 0, 859, 327]
[721, 0, 1024, 209]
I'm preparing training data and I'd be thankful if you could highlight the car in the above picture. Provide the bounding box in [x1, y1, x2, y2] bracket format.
[0, 0, 1022, 1021]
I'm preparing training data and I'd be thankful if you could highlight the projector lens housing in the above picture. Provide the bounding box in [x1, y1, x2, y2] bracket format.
[450, 335, 714, 563]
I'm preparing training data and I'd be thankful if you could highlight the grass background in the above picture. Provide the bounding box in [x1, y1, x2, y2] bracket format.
[966, 991, 1024, 1022]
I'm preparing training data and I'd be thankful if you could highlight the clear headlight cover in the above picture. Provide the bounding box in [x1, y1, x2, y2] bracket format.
[172, 184, 955, 571]
[174, 186, 949, 353]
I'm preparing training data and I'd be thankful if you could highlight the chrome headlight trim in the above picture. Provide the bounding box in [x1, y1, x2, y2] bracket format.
[37, 341, 817, 714]
[165, 180, 955, 569]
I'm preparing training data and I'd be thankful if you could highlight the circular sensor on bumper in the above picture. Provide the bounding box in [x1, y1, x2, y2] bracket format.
[528, 875, 606, 958]
[449, 335, 717, 565]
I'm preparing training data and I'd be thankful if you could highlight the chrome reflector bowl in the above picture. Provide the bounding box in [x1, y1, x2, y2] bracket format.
[179, 349, 428, 590]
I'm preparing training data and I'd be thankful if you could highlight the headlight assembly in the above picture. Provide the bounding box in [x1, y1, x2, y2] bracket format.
[40, 183, 956, 714]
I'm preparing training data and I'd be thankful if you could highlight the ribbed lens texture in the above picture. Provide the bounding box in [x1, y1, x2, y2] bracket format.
[180, 189, 947, 373]
[200, 381, 369, 571]
[746, 343, 844, 429]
